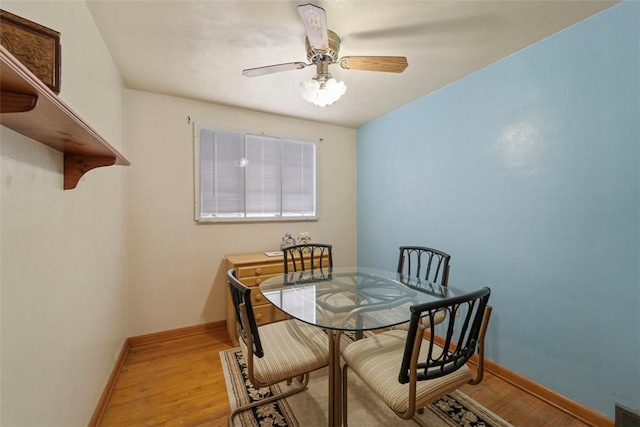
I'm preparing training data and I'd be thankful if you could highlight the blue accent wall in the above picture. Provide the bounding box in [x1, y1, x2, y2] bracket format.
[356, 2, 639, 418]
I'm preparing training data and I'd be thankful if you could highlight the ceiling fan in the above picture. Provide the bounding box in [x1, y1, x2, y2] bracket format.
[242, 3, 409, 106]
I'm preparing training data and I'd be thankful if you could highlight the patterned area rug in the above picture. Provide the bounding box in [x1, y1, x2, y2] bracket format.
[221, 347, 513, 427]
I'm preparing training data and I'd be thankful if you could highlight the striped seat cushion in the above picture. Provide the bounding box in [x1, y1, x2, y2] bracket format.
[342, 330, 472, 414]
[239, 319, 329, 385]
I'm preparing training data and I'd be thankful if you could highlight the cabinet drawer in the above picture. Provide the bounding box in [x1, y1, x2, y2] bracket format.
[253, 303, 287, 325]
[236, 263, 283, 279]
[241, 273, 279, 287]
[252, 289, 271, 305]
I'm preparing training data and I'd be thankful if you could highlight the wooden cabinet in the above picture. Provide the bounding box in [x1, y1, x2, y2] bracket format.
[224, 251, 328, 346]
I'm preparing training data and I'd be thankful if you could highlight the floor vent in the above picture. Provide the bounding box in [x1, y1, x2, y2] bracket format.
[616, 403, 640, 427]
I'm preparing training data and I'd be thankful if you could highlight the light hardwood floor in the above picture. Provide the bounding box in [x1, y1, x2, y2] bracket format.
[97, 327, 592, 426]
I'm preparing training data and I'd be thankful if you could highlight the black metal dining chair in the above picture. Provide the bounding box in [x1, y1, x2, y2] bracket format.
[283, 243, 333, 274]
[393, 246, 452, 331]
[341, 287, 492, 425]
[397, 246, 451, 287]
[226, 269, 330, 426]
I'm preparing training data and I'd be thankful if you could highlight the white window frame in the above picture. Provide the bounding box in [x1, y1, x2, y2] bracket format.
[194, 124, 319, 222]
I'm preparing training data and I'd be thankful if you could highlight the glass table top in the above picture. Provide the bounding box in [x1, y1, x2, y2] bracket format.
[259, 266, 456, 331]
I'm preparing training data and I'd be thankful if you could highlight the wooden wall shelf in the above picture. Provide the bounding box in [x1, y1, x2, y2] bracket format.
[0, 45, 129, 189]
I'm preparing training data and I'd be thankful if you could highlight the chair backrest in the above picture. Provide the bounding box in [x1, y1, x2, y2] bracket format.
[397, 246, 451, 286]
[398, 287, 491, 384]
[283, 243, 333, 274]
[284, 267, 333, 285]
[227, 269, 264, 358]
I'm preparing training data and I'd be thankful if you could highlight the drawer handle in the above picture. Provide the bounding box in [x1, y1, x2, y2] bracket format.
[256, 313, 262, 321]
[255, 294, 262, 302]
[255, 268, 262, 275]
[256, 278, 262, 285]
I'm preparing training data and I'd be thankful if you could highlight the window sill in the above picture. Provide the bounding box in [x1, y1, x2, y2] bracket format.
[195, 216, 319, 224]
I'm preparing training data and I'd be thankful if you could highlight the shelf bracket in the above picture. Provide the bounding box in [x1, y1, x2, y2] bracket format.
[1, 90, 38, 113]
[64, 154, 117, 190]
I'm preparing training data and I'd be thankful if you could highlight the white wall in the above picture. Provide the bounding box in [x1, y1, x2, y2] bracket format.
[0, 1, 128, 425]
[126, 90, 357, 335]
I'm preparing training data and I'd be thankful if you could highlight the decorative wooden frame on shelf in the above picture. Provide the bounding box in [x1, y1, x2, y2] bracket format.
[0, 9, 61, 93]
[0, 45, 129, 189]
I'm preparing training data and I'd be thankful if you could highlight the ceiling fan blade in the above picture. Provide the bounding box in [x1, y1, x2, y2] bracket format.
[339, 56, 409, 73]
[297, 3, 328, 51]
[242, 62, 308, 77]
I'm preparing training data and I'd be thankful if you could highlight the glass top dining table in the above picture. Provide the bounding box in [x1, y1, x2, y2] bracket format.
[259, 266, 458, 426]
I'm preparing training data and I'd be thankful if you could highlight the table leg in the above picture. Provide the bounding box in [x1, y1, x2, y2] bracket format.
[327, 329, 343, 426]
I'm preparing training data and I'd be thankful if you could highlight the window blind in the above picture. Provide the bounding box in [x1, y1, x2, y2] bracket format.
[196, 126, 317, 221]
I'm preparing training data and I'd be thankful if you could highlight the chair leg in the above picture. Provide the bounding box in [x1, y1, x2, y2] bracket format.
[342, 364, 349, 427]
[227, 374, 310, 427]
[285, 374, 304, 385]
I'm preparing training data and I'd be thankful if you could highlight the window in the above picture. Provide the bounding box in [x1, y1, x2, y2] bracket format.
[195, 125, 317, 222]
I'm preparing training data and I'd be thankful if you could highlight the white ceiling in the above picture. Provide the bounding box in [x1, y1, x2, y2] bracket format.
[86, 1, 618, 128]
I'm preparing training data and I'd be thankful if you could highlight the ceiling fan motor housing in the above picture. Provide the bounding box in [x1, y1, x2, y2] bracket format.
[305, 29, 341, 63]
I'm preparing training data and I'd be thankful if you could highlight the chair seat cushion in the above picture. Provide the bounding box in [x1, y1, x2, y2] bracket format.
[239, 319, 329, 385]
[342, 330, 472, 414]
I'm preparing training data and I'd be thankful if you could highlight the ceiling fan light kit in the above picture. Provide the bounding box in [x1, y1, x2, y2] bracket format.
[299, 75, 346, 107]
[242, 3, 408, 107]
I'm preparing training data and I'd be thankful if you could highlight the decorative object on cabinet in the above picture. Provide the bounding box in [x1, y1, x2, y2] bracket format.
[297, 231, 311, 247]
[0, 9, 61, 93]
[224, 251, 329, 346]
[280, 232, 296, 250]
[0, 44, 129, 189]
